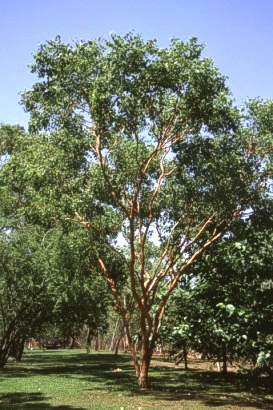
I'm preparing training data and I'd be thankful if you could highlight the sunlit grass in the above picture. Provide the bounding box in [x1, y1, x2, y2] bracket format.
[0, 349, 272, 409]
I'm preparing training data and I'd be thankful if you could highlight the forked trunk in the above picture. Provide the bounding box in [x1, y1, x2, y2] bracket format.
[127, 333, 152, 389]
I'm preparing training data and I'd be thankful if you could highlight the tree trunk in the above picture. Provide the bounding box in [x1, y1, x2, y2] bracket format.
[121, 336, 125, 353]
[222, 343, 228, 375]
[183, 340, 188, 370]
[138, 351, 151, 389]
[99, 337, 104, 350]
[70, 335, 76, 349]
[94, 336, 99, 351]
[0, 347, 9, 368]
[86, 328, 92, 352]
[128, 338, 140, 378]
[114, 335, 122, 355]
[137, 331, 154, 389]
[12, 338, 25, 362]
[0, 330, 18, 368]
[110, 318, 120, 351]
[127, 332, 153, 389]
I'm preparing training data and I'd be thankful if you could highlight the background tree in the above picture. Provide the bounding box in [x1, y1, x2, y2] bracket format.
[51, 228, 111, 349]
[0, 226, 61, 367]
[0, 124, 113, 365]
[162, 198, 273, 374]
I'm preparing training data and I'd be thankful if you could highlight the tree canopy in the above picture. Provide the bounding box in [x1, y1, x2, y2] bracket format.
[1, 33, 273, 388]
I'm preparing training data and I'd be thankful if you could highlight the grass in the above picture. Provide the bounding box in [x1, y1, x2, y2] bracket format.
[0, 349, 273, 409]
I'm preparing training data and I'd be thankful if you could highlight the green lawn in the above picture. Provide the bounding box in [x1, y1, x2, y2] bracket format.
[0, 349, 272, 409]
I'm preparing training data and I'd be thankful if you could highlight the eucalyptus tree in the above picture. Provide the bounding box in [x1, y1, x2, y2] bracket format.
[20, 33, 273, 388]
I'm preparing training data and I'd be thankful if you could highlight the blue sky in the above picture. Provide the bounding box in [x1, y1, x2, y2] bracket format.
[1, 0, 273, 129]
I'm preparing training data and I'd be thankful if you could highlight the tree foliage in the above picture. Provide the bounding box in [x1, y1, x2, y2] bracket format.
[1, 33, 273, 387]
[162, 199, 273, 374]
[0, 125, 113, 366]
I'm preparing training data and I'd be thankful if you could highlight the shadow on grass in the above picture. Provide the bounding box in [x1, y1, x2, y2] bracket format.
[1, 351, 273, 409]
[82, 354, 273, 409]
[0, 392, 84, 409]
[146, 368, 273, 409]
